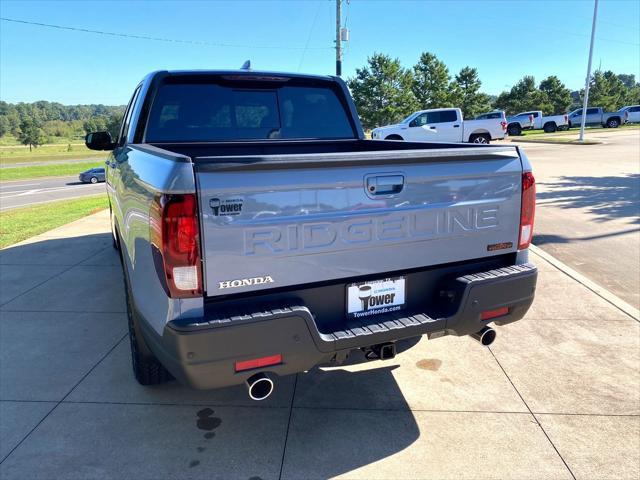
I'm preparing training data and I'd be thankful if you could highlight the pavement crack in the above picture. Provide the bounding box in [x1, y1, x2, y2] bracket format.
[278, 373, 298, 480]
[488, 347, 577, 480]
[0, 332, 127, 465]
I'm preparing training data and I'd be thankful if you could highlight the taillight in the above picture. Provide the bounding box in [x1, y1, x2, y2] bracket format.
[564, 114, 568, 123]
[518, 172, 536, 250]
[500, 121, 507, 131]
[150, 193, 202, 298]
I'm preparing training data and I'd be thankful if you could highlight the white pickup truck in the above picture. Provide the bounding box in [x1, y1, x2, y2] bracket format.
[371, 108, 507, 144]
[506, 111, 569, 135]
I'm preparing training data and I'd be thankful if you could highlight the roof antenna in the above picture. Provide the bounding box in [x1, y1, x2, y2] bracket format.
[241, 60, 251, 70]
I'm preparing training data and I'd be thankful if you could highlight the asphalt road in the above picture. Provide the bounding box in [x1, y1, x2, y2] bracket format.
[516, 130, 640, 308]
[0, 176, 106, 211]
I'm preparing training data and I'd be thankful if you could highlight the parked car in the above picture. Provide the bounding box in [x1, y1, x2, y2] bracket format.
[617, 105, 640, 124]
[567, 107, 626, 128]
[506, 111, 569, 135]
[86, 69, 537, 398]
[371, 108, 507, 144]
[78, 167, 105, 183]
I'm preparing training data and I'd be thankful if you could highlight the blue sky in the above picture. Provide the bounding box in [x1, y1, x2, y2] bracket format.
[1, 0, 638, 105]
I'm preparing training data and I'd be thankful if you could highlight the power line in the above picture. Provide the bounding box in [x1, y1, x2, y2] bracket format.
[297, 1, 324, 71]
[0, 17, 333, 50]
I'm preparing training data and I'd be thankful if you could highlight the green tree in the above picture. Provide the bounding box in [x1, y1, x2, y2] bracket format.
[617, 74, 636, 89]
[539, 76, 572, 114]
[494, 76, 552, 115]
[347, 53, 419, 129]
[106, 112, 124, 139]
[585, 70, 628, 111]
[17, 119, 45, 151]
[0, 116, 10, 137]
[450, 67, 491, 118]
[412, 52, 453, 109]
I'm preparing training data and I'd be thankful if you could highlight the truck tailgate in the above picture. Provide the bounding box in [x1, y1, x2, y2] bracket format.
[195, 147, 523, 298]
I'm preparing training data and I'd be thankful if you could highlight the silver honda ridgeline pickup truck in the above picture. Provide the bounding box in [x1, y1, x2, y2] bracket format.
[86, 70, 537, 400]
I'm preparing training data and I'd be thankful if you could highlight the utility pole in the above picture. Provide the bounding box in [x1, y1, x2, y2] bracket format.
[579, 0, 599, 142]
[336, 0, 342, 76]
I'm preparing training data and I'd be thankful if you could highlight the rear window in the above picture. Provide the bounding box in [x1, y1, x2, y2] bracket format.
[475, 112, 502, 119]
[145, 81, 355, 142]
[426, 110, 457, 123]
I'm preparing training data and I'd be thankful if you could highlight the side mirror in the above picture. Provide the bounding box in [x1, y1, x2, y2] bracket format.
[409, 120, 417, 127]
[85, 131, 115, 151]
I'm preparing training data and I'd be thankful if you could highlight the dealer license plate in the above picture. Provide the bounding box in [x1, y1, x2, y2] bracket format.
[346, 277, 406, 318]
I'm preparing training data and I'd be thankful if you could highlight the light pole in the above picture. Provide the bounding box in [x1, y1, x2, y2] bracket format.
[579, 0, 599, 142]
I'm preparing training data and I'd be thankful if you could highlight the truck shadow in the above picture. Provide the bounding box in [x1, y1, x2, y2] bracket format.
[534, 227, 640, 246]
[537, 173, 640, 223]
[0, 232, 421, 478]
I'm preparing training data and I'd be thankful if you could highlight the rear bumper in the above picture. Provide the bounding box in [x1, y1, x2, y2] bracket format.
[143, 263, 537, 390]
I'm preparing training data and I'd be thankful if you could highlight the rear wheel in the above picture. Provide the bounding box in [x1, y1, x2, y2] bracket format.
[121, 251, 172, 386]
[469, 134, 490, 144]
[507, 123, 521, 136]
[606, 117, 620, 128]
[385, 135, 404, 141]
[543, 122, 557, 133]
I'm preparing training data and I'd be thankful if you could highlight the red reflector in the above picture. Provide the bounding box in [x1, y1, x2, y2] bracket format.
[481, 307, 509, 321]
[235, 354, 283, 372]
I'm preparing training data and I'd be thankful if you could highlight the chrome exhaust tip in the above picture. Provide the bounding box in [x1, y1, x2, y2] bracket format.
[471, 326, 496, 346]
[246, 372, 274, 401]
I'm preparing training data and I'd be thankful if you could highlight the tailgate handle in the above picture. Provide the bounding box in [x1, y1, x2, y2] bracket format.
[367, 175, 404, 195]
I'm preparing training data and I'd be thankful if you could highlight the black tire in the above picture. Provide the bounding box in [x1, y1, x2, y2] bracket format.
[122, 251, 172, 386]
[543, 122, 557, 133]
[606, 117, 620, 128]
[469, 134, 490, 144]
[385, 135, 404, 141]
[507, 123, 521, 136]
[90, 176, 98, 184]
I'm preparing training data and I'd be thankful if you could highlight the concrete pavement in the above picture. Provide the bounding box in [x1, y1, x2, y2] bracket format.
[0, 210, 638, 479]
[518, 129, 640, 309]
[0, 176, 106, 211]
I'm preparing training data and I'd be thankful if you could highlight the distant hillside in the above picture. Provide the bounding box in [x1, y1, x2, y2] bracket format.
[0, 101, 125, 142]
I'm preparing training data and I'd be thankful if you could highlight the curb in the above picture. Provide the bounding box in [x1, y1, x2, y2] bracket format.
[530, 244, 640, 322]
[511, 138, 602, 145]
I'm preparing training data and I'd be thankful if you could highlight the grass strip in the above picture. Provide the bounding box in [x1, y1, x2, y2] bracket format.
[520, 123, 639, 136]
[0, 160, 103, 181]
[0, 194, 109, 249]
